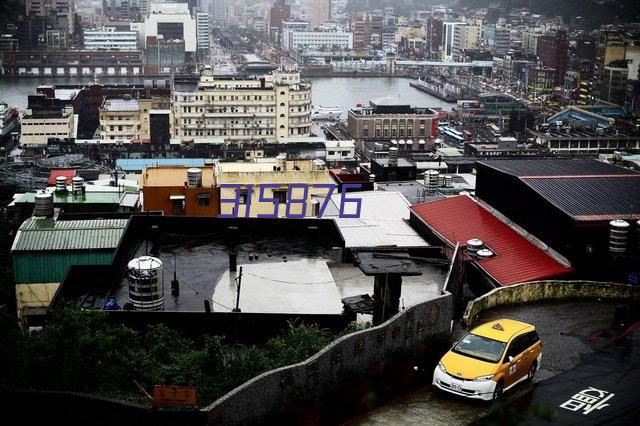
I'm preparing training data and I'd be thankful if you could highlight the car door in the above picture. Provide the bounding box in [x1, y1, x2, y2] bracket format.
[520, 331, 541, 371]
[503, 335, 527, 388]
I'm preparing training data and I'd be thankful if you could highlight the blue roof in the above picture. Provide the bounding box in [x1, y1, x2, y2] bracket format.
[116, 158, 206, 172]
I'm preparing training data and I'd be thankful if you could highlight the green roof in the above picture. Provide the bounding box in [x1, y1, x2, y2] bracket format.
[15, 191, 124, 205]
[11, 218, 129, 252]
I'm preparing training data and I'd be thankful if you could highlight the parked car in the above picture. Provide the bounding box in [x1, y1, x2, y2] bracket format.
[433, 319, 541, 401]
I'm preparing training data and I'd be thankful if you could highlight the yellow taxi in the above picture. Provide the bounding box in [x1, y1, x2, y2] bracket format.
[433, 319, 541, 401]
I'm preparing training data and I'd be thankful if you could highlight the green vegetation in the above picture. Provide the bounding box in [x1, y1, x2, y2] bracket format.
[336, 363, 369, 384]
[0, 311, 333, 407]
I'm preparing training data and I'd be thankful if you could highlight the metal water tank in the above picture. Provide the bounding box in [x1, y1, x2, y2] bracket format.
[33, 191, 54, 217]
[476, 248, 494, 259]
[187, 168, 202, 188]
[609, 219, 630, 254]
[466, 238, 484, 255]
[127, 256, 165, 311]
[388, 147, 398, 166]
[424, 170, 440, 193]
[55, 176, 68, 192]
[71, 176, 84, 195]
[444, 175, 453, 188]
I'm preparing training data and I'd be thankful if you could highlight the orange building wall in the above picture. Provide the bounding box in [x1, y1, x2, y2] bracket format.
[142, 186, 220, 216]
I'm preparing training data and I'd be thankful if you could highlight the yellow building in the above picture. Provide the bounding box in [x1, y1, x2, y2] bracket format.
[172, 69, 312, 143]
[216, 157, 334, 218]
[99, 96, 170, 141]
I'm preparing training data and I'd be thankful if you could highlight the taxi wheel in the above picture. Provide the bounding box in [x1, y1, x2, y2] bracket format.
[492, 381, 504, 400]
[526, 361, 537, 382]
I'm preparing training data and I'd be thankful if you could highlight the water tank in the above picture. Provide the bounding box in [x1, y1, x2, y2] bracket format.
[71, 176, 84, 195]
[276, 154, 286, 171]
[369, 173, 376, 182]
[55, 176, 68, 192]
[127, 256, 165, 311]
[466, 238, 484, 255]
[187, 168, 202, 188]
[444, 175, 453, 188]
[33, 191, 54, 217]
[476, 248, 494, 259]
[609, 219, 630, 254]
[424, 170, 440, 193]
[388, 147, 398, 166]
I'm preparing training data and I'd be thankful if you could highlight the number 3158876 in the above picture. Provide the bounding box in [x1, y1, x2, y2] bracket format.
[217, 183, 362, 218]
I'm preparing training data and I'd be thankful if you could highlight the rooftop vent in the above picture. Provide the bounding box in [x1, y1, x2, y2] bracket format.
[466, 238, 484, 256]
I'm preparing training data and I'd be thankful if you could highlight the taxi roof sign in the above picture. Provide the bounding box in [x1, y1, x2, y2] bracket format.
[492, 323, 504, 331]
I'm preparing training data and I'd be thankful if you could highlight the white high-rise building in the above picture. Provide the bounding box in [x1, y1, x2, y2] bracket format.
[136, 3, 197, 52]
[84, 27, 139, 50]
[196, 12, 211, 50]
[442, 22, 464, 61]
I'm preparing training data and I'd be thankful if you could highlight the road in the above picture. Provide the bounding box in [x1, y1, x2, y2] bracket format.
[355, 301, 621, 425]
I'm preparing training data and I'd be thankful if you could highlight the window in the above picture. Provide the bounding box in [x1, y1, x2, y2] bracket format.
[506, 335, 529, 359]
[328, 150, 335, 155]
[239, 190, 248, 204]
[453, 333, 506, 363]
[197, 193, 211, 207]
[273, 190, 287, 204]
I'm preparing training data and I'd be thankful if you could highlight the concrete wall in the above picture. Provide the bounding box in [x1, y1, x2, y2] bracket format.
[204, 292, 453, 424]
[463, 280, 640, 326]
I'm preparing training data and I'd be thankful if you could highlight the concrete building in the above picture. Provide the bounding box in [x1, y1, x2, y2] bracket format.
[216, 159, 334, 218]
[141, 166, 220, 216]
[99, 96, 170, 142]
[602, 64, 629, 105]
[521, 30, 543, 55]
[269, 0, 290, 40]
[25, 0, 75, 35]
[282, 30, 353, 51]
[324, 140, 355, 162]
[452, 24, 481, 61]
[196, 11, 211, 51]
[172, 69, 312, 142]
[102, 0, 145, 21]
[83, 27, 138, 50]
[537, 29, 568, 86]
[302, 0, 330, 28]
[441, 22, 463, 61]
[347, 97, 439, 151]
[350, 12, 382, 50]
[136, 3, 197, 52]
[491, 26, 511, 56]
[20, 94, 75, 148]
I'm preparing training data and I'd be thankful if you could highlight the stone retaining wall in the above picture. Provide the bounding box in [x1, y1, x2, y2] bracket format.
[463, 280, 640, 326]
[204, 292, 453, 424]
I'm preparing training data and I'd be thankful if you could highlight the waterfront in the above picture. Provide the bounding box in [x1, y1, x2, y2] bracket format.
[0, 76, 453, 114]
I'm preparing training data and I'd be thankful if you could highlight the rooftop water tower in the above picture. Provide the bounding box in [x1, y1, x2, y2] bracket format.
[127, 256, 165, 311]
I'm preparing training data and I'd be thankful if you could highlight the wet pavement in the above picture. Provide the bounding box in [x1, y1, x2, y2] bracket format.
[354, 301, 620, 425]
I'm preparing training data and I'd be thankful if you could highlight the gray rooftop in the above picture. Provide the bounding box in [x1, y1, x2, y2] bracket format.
[102, 98, 140, 111]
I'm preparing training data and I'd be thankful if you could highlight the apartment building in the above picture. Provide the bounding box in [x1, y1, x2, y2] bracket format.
[216, 158, 334, 218]
[196, 11, 211, 51]
[99, 96, 171, 141]
[347, 97, 439, 151]
[20, 94, 75, 148]
[83, 27, 138, 50]
[282, 30, 353, 51]
[172, 69, 312, 143]
[452, 24, 481, 61]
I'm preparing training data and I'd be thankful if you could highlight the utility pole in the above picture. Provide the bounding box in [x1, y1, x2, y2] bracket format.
[232, 266, 242, 312]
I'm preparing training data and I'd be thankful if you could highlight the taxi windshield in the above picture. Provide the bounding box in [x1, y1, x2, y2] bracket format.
[453, 333, 506, 363]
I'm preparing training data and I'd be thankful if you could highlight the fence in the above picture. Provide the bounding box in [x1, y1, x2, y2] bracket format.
[441, 244, 465, 319]
[204, 292, 452, 424]
[463, 280, 640, 326]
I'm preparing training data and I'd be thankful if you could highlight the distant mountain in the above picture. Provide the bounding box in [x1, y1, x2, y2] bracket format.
[345, 0, 452, 16]
[459, 0, 640, 28]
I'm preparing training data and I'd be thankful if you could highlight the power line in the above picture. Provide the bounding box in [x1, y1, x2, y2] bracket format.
[162, 264, 233, 311]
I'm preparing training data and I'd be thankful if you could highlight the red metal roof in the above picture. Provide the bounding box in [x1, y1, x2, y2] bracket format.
[48, 169, 76, 186]
[410, 195, 573, 286]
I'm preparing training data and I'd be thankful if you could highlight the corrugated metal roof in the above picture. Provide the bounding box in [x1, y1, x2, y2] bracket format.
[522, 176, 640, 220]
[12, 218, 128, 252]
[325, 191, 428, 248]
[48, 169, 76, 185]
[410, 195, 572, 286]
[116, 158, 206, 172]
[478, 159, 634, 177]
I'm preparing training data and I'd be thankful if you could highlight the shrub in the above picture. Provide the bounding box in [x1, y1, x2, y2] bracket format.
[384, 346, 415, 365]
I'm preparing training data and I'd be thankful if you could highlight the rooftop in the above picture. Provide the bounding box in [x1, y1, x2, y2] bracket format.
[477, 158, 632, 177]
[117, 158, 206, 172]
[11, 218, 128, 252]
[373, 158, 416, 168]
[410, 195, 573, 286]
[12, 190, 129, 206]
[101, 98, 140, 111]
[142, 166, 216, 187]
